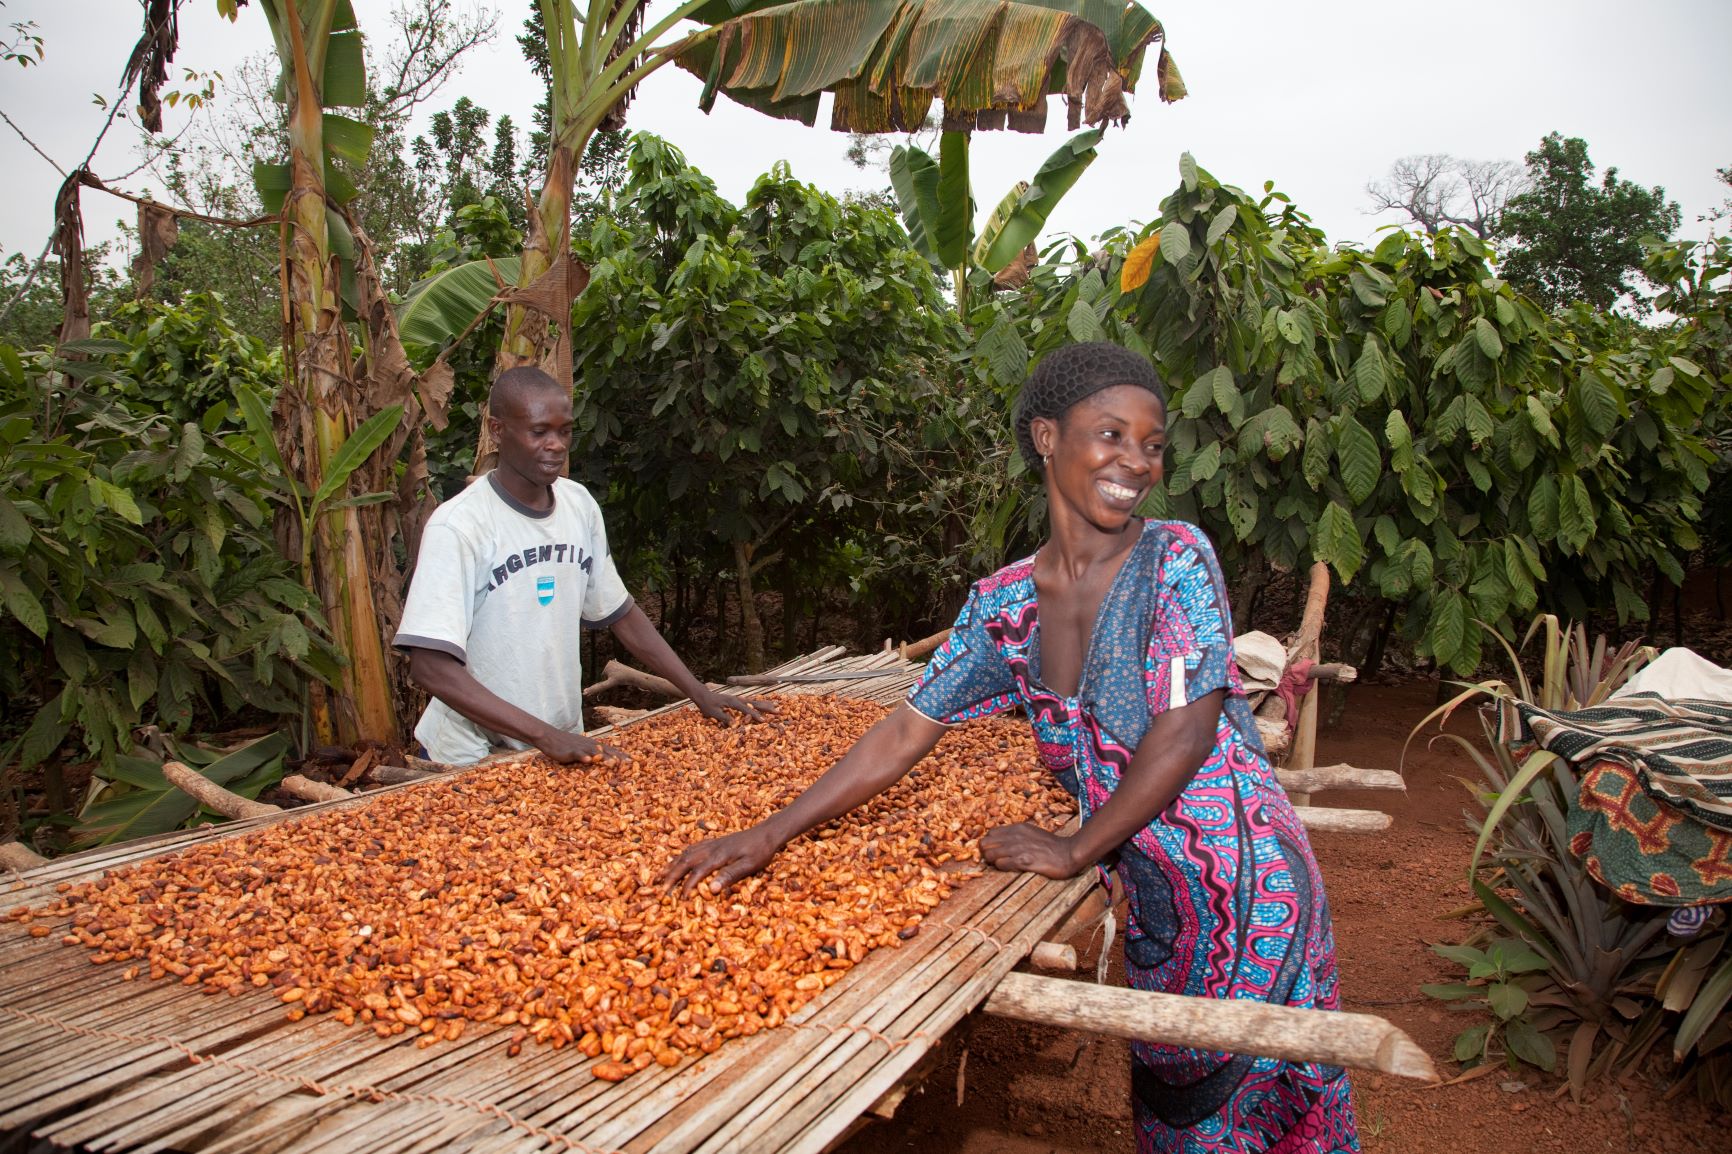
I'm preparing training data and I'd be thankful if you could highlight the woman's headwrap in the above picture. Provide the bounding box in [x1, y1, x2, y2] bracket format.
[1012, 341, 1167, 473]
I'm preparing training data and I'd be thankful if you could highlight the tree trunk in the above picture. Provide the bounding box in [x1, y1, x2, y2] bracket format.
[1360, 601, 1397, 681]
[278, 9, 396, 747]
[779, 568, 800, 660]
[476, 138, 582, 476]
[733, 540, 766, 673]
[1230, 553, 1266, 633]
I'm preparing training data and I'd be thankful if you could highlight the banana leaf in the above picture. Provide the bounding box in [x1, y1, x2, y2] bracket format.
[74, 732, 291, 847]
[933, 130, 973, 270]
[888, 145, 943, 266]
[686, 0, 1172, 133]
[972, 179, 1032, 268]
[979, 127, 1103, 271]
[309, 406, 405, 511]
[396, 258, 521, 366]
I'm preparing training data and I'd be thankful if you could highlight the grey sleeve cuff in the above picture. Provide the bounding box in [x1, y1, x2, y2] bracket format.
[582, 595, 634, 631]
[393, 635, 467, 663]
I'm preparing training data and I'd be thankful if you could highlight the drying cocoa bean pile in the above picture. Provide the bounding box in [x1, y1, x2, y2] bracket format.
[13, 696, 1073, 1082]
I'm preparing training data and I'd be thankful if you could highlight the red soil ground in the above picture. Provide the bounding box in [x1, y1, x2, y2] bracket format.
[835, 681, 1730, 1154]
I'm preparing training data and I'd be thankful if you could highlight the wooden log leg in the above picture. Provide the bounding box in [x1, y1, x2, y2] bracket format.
[1294, 808, 1392, 833]
[370, 765, 439, 786]
[0, 841, 47, 872]
[278, 775, 352, 804]
[984, 972, 1436, 1082]
[1277, 765, 1406, 794]
[161, 761, 279, 820]
[1030, 942, 1078, 971]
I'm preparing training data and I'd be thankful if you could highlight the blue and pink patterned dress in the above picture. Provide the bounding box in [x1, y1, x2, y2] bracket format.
[907, 520, 1359, 1154]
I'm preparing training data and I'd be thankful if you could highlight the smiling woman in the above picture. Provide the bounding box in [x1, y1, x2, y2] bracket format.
[663, 342, 1361, 1153]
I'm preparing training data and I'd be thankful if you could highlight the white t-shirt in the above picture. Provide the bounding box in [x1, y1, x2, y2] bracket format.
[394, 472, 632, 764]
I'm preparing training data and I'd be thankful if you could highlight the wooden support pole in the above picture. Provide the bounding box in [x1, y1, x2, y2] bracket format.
[1286, 562, 1331, 786]
[370, 765, 439, 786]
[278, 775, 352, 804]
[984, 971, 1437, 1082]
[1030, 942, 1078, 971]
[589, 705, 650, 728]
[1046, 885, 1112, 946]
[583, 659, 690, 700]
[1276, 765, 1405, 794]
[1287, 562, 1331, 666]
[161, 761, 280, 820]
[0, 841, 48, 871]
[900, 628, 952, 663]
[1293, 807, 1392, 833]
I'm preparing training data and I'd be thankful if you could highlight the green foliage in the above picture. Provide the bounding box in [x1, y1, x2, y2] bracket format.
[0, 245, 127, 352]
[1495, 133, 1681, 312]
[978, 128, 1105, 273]
[963, 154, 1727, 675]
[232, 384, 403, 578]
[411, 96, 527, 227]
[1645, 229, 1732, 568]
[0, 339, 339, 789]
[75, 732, 290, 846]
[1411, 618, 1732, 1105]
[93, 294, 282, 425]
[1423, 937, 1556, 1071]
[565, 136, 967, 651]
[888, 127, 1104, 309]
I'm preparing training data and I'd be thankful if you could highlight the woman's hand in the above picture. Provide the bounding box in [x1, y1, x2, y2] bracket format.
[979, 822, 1084, 879]
[660, 827, 781, 896]
[692, 687, 775, 726]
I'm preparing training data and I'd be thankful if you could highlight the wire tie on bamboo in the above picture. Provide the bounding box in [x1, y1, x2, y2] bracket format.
[923, 915, 1013, 958]
[0, 1003, 628, 1154]
[784, 1019, 936, 1052]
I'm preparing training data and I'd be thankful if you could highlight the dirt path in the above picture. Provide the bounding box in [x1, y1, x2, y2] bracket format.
[836, 682, 1728, 1153]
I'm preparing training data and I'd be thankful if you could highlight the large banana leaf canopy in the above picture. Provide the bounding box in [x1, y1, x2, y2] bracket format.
[684, 0, 1183, 133]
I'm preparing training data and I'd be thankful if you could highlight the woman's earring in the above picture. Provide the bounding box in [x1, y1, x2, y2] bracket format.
[1042, 453, 1051, 469]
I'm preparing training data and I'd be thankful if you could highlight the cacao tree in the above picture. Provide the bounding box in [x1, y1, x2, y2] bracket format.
[563, 136, 963, 670]
[966, 156, 1725, 674]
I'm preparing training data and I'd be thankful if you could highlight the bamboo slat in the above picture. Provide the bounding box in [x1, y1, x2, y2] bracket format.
[0, 648, 1092, 1154]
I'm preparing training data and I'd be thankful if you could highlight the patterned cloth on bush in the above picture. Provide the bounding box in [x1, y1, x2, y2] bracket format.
[1501, 694, 1732, 907]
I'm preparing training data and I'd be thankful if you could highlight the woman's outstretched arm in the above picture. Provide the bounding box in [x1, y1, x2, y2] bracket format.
[659, 704, 948, 895]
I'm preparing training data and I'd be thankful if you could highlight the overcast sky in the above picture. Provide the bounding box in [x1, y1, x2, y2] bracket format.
[1, 1, 1728, 273]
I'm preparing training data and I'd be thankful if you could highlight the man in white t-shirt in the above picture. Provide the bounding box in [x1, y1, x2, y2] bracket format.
[394, 367, 764, 765]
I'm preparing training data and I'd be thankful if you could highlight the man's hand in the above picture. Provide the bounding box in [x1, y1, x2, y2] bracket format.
[538, 729, 629, 767]
[979, 822, 1083, 879]
[660, 827, 780, 896]
[691, 687, 775, 726]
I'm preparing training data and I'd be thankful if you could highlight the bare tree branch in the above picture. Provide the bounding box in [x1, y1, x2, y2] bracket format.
[377, 0, 498, 128]
[0, 34, 142, 330]
[1366, 153, 1523, 240]
[0, 106, 65, 175]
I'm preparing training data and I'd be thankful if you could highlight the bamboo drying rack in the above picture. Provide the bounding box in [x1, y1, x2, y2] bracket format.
[0, 642, 1434, 1153]
[0, 647, 1100, 1154]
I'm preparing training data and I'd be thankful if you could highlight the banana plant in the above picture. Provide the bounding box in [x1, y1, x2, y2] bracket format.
[136, 0, 1183, 743]
[130, 1, 441, 747]
[889, 126, 1105, 315]
[394, 0, 1184, 470]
